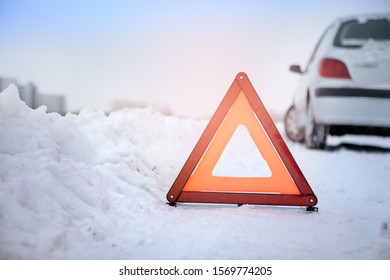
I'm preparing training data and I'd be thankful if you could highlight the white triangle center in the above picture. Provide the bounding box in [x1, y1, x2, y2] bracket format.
[212, 125, 272, 177]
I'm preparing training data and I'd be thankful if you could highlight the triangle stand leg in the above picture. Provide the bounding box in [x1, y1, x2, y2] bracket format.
[167, 202, 177, 207]
[306, 206, 318, 212]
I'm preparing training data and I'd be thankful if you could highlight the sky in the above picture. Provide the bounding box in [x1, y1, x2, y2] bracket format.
[0, 0, 389, 118]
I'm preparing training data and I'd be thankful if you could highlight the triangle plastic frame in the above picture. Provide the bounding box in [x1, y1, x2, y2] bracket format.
[166, 72, 318, 211]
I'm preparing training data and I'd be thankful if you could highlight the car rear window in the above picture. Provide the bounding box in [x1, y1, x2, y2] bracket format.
[334, 18, 390, 48]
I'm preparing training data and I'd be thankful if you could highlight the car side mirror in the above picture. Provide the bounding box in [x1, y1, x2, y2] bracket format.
[289, 64, 303, 74]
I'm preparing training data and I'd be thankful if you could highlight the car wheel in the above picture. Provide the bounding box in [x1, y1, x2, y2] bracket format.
[305, 103, 328, 149]
[284, 106, 304, 143]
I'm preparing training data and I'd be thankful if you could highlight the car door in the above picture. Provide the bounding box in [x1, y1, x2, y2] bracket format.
[293, 24, 335, 126]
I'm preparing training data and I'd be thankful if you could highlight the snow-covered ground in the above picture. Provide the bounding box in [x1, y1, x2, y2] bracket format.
[1, 84, 390, 259]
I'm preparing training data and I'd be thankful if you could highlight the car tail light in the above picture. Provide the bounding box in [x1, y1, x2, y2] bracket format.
[318, 58, 351, 79]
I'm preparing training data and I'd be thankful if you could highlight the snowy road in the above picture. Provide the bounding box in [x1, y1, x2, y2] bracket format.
[1, 85, 390, 259]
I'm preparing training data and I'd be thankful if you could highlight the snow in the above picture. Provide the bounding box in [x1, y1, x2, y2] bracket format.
[349, 40, 390, 64]
[333, 39, 390, 65]
[1, 84, 390, 260]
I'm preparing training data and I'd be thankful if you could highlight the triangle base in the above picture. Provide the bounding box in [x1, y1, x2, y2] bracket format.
[175, 191, 317, 207]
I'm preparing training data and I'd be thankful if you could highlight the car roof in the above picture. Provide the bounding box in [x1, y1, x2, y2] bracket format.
[334, 13, 390, 25]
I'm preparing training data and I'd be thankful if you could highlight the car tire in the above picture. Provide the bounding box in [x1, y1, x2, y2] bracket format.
[284, 106, 304, 143]
[305, 103, 328, 149]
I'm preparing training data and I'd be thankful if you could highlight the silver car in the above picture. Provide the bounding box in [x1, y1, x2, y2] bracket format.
[284, 14, 390, 149]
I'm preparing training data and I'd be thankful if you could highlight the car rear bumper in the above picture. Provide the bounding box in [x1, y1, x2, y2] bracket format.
[313, 87, 390, 128]
[329, 124, 390, 136]
[316, 87, 390, 99]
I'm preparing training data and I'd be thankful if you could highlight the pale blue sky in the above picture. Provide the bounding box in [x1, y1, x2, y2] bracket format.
[1, 0, 389, 117]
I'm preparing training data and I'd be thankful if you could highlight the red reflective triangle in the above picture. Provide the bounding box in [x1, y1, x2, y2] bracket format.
[167, 73, 318, 210]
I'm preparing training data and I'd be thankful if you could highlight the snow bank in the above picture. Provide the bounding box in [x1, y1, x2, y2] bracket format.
[0, 85, 204, 259]
[1, 85, 390, 259]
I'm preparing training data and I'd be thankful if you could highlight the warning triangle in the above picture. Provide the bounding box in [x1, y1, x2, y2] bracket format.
[167, 72, 318, 211]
